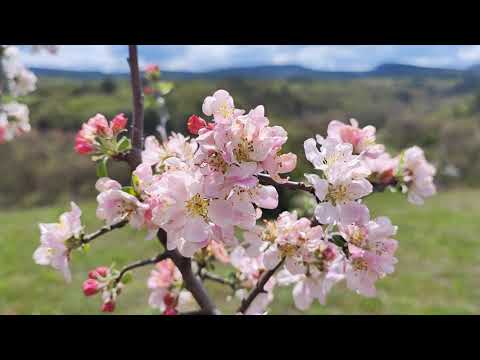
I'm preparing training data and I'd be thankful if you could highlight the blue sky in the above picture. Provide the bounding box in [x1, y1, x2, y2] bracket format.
[19, 45, 480, 73]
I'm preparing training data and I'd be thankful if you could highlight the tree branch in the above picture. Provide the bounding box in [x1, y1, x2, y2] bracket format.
[199, 268, 237, 290]
[114, 251, 170, 286]
[81, 220, 128, 244]
[257, 174, 315, 196]
[127, 45, 144, 170]
[237, 258, 285, 314]
[157, 230, 220, 315]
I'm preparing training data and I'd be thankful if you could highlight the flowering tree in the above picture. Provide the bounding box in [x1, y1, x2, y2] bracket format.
[33, 45, 437, 315]
[0, 45, 58, 143]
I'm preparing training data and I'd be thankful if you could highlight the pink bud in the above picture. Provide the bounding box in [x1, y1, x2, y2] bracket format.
[163, 293, 176, 308]
[111, 113, 127, 134]
[145, 64, 159, 74]
[187, 115, 207, 135]
[82, 279, 99, 296]
[74, 134, 94, 155]
[101, 300, 116, 313]
[163, 308, 177, 316]
[144, 86, 154, 95]
[88, 266, 109, 279]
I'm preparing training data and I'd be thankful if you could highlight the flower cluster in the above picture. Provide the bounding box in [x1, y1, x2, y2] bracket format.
[319, 118, 437, 205]
[82, 265, 128, 312]
[1, 46, 37, 97]
[95, 90, 296, 259]
[36, 88, 437, 315]
[0, 102, 30, 144]
[75, 113, 129, 155]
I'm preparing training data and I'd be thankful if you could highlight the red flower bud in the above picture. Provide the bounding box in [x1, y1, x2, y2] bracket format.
[88, 266, 109, 279]
[74, 134, 94, 155]
[111, 113, 127, 134]
[380, 169, 395, 185]
[187, 115, 207, 135]
[145, 64, 159, 74]
[163, 308, 177, 315]
[163, 293, 176, 308]
[143, 86, 154, 95]
[101, 300, 116, 313]
[82, 279, 99, 297]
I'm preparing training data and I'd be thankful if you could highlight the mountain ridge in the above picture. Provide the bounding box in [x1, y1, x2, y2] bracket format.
[30, 63, 476, 80]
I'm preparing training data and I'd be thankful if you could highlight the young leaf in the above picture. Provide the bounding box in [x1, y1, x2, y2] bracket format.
[121, 186, 137, 196]
[116, 136, 132, 153]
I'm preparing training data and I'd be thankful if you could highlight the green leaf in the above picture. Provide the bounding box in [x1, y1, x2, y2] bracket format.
[132, 174, 141, 193]
[121, 186, 137, 196]
[96, 157, 109, 178]
[331, 234, 347, 248]
[116, 136, 132, 153]
[155, 81, 174, 96]
[121, 272, 133, 284]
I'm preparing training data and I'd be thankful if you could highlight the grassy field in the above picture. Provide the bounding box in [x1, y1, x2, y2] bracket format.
[1, 188, 479, 315]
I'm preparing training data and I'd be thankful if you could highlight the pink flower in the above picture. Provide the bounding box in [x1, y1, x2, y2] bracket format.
[95, 178, 148, 227]
[111, 113, 128, 134]
[202, 89, 241, 124]
[364, 152, 398, 185]
[148, 259, 181, 290]
[83, 279, 100, 296]
[142, 133, 197, 171]
[399, 146, 436, 205]
[33, 202, 83, 282]
[327, 119, 384, 156]
[148, 169, 216, 257]
[276, 258, 344, 310]
[339, 211, 398, 297]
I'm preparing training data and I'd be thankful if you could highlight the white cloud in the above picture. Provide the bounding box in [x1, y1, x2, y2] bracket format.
[19, 45, 129, 73]
[14, 45, 480, 73]
[457, 45, 480, 62]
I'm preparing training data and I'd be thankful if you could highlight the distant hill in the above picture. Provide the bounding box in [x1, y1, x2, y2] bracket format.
[31, 63, 472, 81]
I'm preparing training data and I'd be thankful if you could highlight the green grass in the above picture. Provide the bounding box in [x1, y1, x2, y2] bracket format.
[1, 189, 479, 314]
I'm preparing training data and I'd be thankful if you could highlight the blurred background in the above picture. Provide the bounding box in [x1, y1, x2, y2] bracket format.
[1, 45, 479, 314]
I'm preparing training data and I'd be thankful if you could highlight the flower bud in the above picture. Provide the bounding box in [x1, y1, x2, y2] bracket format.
[163, 292, 176, 308]
[74, 134, 94, 155]
[187, 115, 207, 135]
[111, 113, 127, 134]
[163, 308, 177, 315]
[82, 279, 99, 296]
[101, 300, 116, 313]
[88, 266, 109, 279]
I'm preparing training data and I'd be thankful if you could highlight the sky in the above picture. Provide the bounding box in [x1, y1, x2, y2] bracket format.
[19, 45, 480, 73]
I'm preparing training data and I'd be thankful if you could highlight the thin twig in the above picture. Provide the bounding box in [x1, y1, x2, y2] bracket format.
[237, 258, 285, 314]
[114, 251, 170, 286]
[81, 220, 128, 244]
[257, 173, 315, 196]
[200, 269, 237, 290]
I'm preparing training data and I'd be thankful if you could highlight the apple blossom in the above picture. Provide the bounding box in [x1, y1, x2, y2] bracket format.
[397, 146, 437, 205]
[327, 118, 384, 157]
[33, 202, 83, 282]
